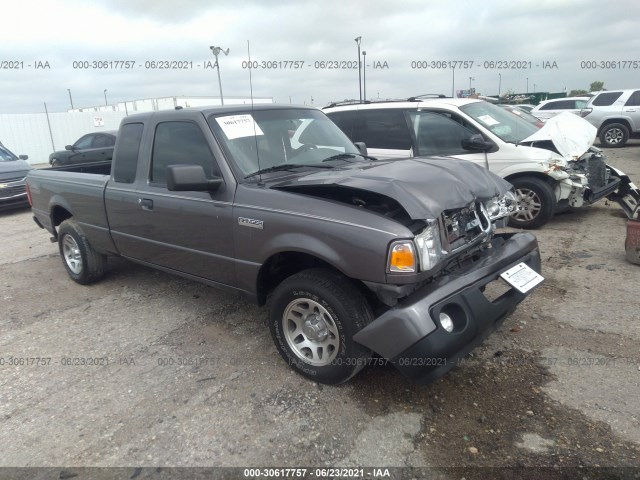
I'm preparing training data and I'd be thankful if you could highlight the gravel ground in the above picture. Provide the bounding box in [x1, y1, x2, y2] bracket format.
[1, 142, 639, 479]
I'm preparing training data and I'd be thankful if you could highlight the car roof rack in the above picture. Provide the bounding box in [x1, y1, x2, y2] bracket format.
[323, 95, 450, 109]
[407, 94, 448, 101]
[323, 100, 373, 109]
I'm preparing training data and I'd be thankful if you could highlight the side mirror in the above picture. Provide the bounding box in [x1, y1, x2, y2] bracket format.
[19, 155, 29, 160]
[353, 142, 368, 156]
[462, 134, 494, 152]
[166, 164, 223, 192]
[65, 145, 73, 151]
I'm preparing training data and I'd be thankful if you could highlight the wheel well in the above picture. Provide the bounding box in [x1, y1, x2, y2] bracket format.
[599, 119, 631, 133]
[504, 172, 554, 186]
[258, 252, 368, 306]
[51, 206, 72, 228]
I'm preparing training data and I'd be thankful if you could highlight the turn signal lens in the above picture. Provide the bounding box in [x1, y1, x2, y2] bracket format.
[388, 242, 416, 273]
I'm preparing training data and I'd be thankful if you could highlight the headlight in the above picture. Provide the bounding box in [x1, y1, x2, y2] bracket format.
[387, 241, 416, 273]
[414, 221, 444, 272]
[486, 191, 517, 221]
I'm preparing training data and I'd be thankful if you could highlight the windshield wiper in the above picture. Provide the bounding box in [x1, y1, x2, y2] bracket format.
[321, 153, 377, 163]
[244, 163, 332, 179]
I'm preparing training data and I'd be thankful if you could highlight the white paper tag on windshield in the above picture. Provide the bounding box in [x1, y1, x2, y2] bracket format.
[215, 114, 264, 139]
[500, 262, 544, 294]
[478, 115, 500, 126]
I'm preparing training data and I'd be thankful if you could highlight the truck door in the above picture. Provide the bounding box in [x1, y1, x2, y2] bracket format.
[106, 117, 236, 287]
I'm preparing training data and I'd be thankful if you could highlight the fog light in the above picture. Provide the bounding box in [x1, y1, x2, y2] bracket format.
[439, 312, 454, 332]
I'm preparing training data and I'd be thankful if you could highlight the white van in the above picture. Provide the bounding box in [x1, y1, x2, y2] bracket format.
[324, 98, 639, 228]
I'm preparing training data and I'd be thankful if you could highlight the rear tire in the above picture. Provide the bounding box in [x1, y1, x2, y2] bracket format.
[599, 123, 629, 148]
[507, 177, 556, 229]
[268, 268, 373, 385]
[58, 219, 107, 284]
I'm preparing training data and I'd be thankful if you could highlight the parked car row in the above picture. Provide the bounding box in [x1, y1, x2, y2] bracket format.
[522, 89, 640, 148]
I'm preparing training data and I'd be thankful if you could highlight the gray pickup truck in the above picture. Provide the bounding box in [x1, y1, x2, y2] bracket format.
[27, 105, 542, 385]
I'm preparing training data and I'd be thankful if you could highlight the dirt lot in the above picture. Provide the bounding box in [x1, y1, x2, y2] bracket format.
[1, 143, 639, 479]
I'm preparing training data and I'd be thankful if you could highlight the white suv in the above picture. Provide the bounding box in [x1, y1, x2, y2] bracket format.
[324, 98, 639, 228]
[580, 89, 640, 147]
[530, 96, 590, 122]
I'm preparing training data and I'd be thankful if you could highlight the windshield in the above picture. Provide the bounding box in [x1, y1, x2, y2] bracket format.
[460, 101, 539, 143]
[0, 146, 19, 162]
[207, 108, 360, 178]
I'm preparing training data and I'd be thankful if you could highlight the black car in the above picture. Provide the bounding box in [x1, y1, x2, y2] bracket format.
[49, 131, 117, 166]
[0, 143, 31, 211]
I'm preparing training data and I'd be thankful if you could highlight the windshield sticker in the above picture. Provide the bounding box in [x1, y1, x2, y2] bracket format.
[478, 115, 500, 126]
[215, 114, 264, 139]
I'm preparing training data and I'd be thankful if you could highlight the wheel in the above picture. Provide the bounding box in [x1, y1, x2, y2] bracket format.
[51, 159, 61, 167]
[507, 177, 556, 229]
[599, 123, 629, 148]
[58, 219, 107, 284]
[268, 268, 373, 385]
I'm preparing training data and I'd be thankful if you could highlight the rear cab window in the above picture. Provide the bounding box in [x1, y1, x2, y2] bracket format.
[113, 123, 143, 184]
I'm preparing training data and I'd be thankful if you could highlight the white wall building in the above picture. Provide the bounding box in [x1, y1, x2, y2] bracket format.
[70, 95, 273, 114]
[1, 96, 274, 164]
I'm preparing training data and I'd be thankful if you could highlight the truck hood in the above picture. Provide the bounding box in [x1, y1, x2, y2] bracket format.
[272, 157, 512, 219]
[521, 112, 596, 160]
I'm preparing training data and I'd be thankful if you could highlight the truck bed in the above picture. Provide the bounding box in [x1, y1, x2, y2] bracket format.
[27, 160, 114, 253]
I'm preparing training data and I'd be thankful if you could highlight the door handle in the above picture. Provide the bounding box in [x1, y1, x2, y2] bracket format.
[139, 198, 153, 211]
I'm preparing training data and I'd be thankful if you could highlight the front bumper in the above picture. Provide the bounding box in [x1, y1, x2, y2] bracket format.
[354, 232, 540, 384]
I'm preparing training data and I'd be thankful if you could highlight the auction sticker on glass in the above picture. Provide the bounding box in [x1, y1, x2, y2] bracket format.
[215, 114, 264, 139]
[499, 262, 544, 294]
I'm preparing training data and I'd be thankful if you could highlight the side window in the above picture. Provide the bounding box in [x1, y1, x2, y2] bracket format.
[353, 110, 412, 150]
[576, 99, 588, 109]
[541, 100, 573, 110]
[624, 91, 640, 107]
[113, 123, 144, 184]
[593, 92, 623, 106]
[74, 135, 94, 149]
[93, 135, 112, 148]
[150, 122, 218, 185]
[326, 111, 357, 139]
[408, 112, 476, 156]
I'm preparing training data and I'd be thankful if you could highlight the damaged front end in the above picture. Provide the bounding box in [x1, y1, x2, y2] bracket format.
[522, 113, 640, 218]
[557, 149, 639, 217]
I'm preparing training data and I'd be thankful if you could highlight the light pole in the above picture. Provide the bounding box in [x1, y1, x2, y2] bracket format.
[469, 76, 475, 94]
[526, 77, 529, 94]
[210, 45, 230, 105]
[451, 67, 455, 97]
[498, 73, 501, 98]
[103, 89, 108, 106]
[67, 89, 74, 109]
[362, 50, 367, 102]
[354, 36, 362, 102]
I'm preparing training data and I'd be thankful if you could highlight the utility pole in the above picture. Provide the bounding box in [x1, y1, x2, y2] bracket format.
[210, 45, 230, 105]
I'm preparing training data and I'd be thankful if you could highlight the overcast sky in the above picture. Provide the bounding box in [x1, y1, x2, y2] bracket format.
[1, 0, 639, 113]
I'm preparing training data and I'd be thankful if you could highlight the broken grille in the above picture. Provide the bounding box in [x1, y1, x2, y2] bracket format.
[440, 202, 491, 253]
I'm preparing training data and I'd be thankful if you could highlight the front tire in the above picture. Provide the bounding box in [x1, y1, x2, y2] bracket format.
[507, 177, 556, 229]
[268, 268, 373, 385]
[599, 123, 629, 148]
[58, 219, 107, 284]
